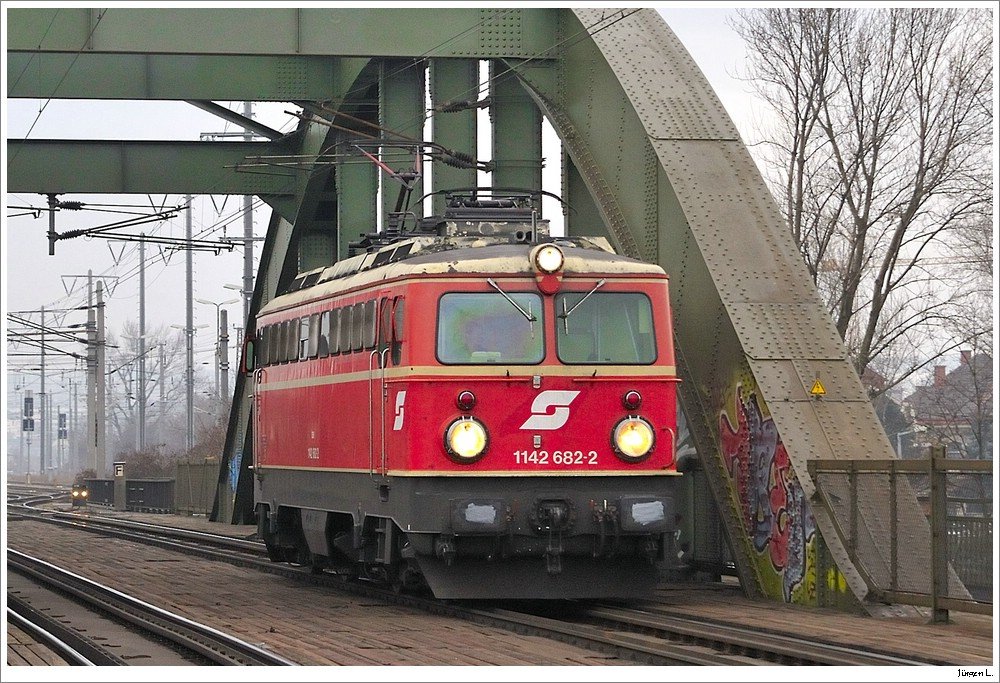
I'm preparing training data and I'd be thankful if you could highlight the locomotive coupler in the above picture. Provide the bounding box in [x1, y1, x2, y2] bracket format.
[643, 535, 659, 562]
[544, 529, 563, 575]
[591, 500, 621, 559]
[434, 535, 457, 566]
[531, 498, 574, 532]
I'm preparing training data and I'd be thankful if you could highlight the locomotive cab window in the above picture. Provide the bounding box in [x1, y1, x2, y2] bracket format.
[437, 292, 543, 364]
[556, 292, 656, 364]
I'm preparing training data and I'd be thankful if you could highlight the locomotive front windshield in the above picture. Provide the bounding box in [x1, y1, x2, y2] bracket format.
[556, 292, 656, 364]
[438, 292, 544, 364]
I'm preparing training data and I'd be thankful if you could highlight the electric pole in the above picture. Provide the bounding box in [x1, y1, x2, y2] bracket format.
[159, 343, 166, 447]
[96, 278, 107, 475]
[24, 389, 34, 476]
[70, 377, 79, 471]
[185, 195, 194, 452]
[242, 101, 255, 327]
[220, 308, 230, 401]
[39, 306, 47, 475]
[138, 233, 147, 451]
[87, 271, 97, 472]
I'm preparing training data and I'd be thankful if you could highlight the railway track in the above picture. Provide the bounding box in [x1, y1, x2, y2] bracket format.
[8, 500, 935, 666]
[7, 549, 295, 666]
[7, 597, 113, 666]
[516, 602, 925, 666]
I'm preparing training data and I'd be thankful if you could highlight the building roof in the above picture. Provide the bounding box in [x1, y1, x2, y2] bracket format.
[904, 352, 993, 427]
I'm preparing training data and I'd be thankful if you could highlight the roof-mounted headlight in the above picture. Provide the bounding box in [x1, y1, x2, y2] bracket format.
[533, 244, 564, 274]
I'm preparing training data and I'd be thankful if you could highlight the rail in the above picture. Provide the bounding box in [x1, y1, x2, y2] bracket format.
[8, 549, 296, 665]
[808, 447, 992, 621]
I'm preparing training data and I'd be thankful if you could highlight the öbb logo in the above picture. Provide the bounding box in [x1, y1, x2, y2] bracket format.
[519, 390, 581, 430]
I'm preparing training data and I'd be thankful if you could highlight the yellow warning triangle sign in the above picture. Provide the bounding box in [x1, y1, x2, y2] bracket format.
[810, 378, 826, 396]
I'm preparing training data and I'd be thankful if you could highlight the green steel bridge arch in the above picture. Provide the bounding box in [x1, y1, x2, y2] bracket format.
[7, 7, 942, 611]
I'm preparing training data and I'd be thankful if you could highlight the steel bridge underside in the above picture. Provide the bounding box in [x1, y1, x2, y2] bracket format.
[7, 8, 950, 610]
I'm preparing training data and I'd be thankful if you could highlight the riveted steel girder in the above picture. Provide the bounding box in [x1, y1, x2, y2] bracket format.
[379, 59, 426, 223]
[6, 139, 297, 195]
[429, 59, 479, 215]
[7, 52, 370, 102]
[6, 8, 558, 58]
[490, 61, 542, 204]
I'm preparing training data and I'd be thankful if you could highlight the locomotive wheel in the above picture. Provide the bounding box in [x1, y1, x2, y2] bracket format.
[293, 542, 312, 567]
[389, 564, 424, 595]
[257, 508, 287, 562]
[389, 568, 405, 594]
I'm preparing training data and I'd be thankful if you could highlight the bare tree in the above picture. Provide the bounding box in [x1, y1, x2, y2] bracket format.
[733, 8, 993, 391]
[105, 323, 192, 456]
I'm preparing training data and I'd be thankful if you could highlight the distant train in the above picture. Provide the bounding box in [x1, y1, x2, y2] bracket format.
[71, 482, 89, 507]
[247, 193, 681, 599]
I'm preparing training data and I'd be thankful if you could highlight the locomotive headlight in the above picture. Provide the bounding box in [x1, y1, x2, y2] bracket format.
[445, 417, 489, 462]
[72, 490, 80, 498]
[533, 244, 564, 274]
[612, 417, 655, 462]
[81, 490, 88, 498]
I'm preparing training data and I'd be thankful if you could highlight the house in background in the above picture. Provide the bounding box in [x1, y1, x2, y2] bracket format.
[903, 351, 993, 460]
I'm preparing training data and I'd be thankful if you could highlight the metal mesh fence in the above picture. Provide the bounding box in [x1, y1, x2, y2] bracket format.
[174, 459, 220, 516]
[690, 468, 726, 570]
[810, 455, 991, 615]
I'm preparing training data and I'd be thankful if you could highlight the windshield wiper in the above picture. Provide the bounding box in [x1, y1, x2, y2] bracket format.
[559, 279, 605, 333]
[487, 278, 536, 322]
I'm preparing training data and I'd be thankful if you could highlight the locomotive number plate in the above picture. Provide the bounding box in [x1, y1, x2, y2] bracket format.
[513, 449, 599, 466]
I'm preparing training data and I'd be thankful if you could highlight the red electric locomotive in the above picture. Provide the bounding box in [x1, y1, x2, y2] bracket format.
[249, 194, 680, 599]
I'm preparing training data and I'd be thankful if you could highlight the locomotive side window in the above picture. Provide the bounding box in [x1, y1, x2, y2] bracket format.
[267, 324, 279, 365]
[379, 297, 404, 365]
[278, 320, 288, 362]
[318, 311, 331, 357]
[391, 297, 405, 366]
[362, 300, 377, 349]
[300, 315, 315, 360]
[351, 302, 364, 351]
[330, 308, 342, 355]
[378, 297, 391, 353]
[276, 322, 288, 363]
[393, 298, 405, 340]
[437, 292, 543, 364]
[555, 292, 656, 364]
[282, 319, 294, 362]
[289, 319, 301, 362]
[339, 306, 353, 354]
[257, 326, 269, 367]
